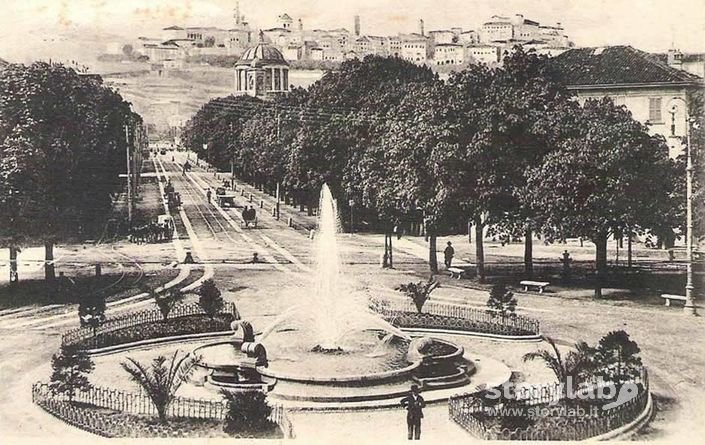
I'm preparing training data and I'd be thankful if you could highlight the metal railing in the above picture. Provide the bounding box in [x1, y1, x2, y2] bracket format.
[448, 368, 649, 441]
[32, 382, 295, 438]
[62, 302, 238, 348]
[374, 298, 540, 336]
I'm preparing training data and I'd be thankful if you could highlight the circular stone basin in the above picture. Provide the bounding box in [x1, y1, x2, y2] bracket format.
[260, 330, 416, 382]
[194, 329, 464, 384]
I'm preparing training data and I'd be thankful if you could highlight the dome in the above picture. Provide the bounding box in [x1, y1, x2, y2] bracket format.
[236, 42, 288, 67]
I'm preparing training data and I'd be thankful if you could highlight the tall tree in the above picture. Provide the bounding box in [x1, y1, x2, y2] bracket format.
[0, 62, 136, 283]
[447, 47, 569, 280]
[525, 98, 678, 297]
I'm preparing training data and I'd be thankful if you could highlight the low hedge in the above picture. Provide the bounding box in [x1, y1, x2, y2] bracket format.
[47, 399, 283, 438]
[74, 314, 235, 350]
[388, 311, 536, 337]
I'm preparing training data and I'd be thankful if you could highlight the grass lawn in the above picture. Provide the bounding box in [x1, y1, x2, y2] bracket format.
[0, 268, 179, 309]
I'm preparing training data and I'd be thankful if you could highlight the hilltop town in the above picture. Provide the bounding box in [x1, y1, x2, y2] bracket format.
[108, 3, 573, 70]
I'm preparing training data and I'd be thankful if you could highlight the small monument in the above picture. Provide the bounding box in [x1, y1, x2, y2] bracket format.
[560, 250, 572, 283]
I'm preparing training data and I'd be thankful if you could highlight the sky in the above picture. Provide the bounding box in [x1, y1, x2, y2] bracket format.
[1, 0, 704, 63]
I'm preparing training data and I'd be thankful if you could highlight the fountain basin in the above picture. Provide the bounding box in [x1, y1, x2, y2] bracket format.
[193, 333, 474, 407]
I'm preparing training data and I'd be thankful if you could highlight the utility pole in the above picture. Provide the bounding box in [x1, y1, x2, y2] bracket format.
[685, 113, 696, 315]
[669, 97, 697, 315]
[125, 124, 132, 227]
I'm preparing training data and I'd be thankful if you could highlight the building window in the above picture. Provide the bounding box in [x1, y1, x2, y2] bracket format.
[649, 97, 663, 123]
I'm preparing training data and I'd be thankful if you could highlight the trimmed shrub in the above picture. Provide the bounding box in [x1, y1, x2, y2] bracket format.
[198, 279, 224, 320]
[221, 390, 281, 438]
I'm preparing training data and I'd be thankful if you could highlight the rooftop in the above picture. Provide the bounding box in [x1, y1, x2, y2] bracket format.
[237, 39, 289, 67]
[552, 45, 703, 87]
[163, 25, 184, 30]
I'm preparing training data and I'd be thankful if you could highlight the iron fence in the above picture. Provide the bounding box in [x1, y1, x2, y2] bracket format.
[32, 382, 295, 438]
[448, 368, 649, 441]
[375, 298, 540, 336]
[62, 302, 238, 348]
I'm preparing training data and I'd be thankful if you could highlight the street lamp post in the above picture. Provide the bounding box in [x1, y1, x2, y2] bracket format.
[124, 124, 133, 227]
[669, 97, 697, 315]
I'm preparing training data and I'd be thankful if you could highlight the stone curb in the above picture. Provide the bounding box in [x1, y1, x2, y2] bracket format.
[400, 327, 543, 342]
[84, 330, 235, 357]
[592, 391, 654, 441]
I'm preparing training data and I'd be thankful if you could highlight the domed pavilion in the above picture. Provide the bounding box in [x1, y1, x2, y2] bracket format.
[235, 32, 290, 99]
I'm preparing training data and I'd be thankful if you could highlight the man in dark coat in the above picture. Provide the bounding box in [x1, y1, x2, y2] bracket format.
[444, 241, 455, 269]
[400, 384, 425, 440]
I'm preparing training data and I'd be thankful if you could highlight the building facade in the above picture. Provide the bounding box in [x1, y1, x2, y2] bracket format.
[235, 36, 290, 100]
[552, 45, 704, 158]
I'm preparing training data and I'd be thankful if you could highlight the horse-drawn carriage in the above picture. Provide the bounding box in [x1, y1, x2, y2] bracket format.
[215, 186, 237, 207]
[162, 180, 181, 210]
[167, 191, 181, 210]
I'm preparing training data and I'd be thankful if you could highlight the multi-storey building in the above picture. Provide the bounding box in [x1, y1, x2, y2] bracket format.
[465, 45, 501, 65]
[428, 30, 457, 45]
[434, 43, 464, 65]
[481, 16, 514, 42]
[552, 45, 704, 158]
[400, 35, 431, 64]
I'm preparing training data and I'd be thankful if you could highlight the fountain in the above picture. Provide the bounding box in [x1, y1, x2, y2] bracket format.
[194, 184, 475, 408]
[258, 184, 408, 351]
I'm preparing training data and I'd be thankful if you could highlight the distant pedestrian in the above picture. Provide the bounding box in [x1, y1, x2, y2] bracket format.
[444, 241, 455, 269]
[400, 384, 425, 440]
[206, 188, 212, 203]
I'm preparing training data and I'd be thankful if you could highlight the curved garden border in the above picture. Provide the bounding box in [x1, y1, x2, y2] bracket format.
[62, 302, 239, 349]
[32, 382, 295, 438]
[374, 298, 541, 339]
[448, 368, 652, 441]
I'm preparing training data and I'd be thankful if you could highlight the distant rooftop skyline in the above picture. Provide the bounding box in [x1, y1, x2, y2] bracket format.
[1, 0, 704, 63]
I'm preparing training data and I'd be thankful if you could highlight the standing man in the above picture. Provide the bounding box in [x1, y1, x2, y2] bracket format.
[400, 384, 425, 440]
[444, 241, 455, 269]
[206, 188, 212, 204]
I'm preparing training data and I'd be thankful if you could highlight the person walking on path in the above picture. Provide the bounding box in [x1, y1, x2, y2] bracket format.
[444, 241, 455, 269]
[206, 188, 212, 203]
[400, 384, 425, 440]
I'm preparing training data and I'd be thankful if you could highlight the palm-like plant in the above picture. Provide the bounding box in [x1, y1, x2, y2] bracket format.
[523, 336, 595, 397]
[121, 351, 199, 423]
[396, 276, 440, 313]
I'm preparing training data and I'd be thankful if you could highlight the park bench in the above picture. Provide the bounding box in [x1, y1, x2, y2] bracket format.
[447, 267, 465, 280]
[520, 280, 550, 293]
[660, 294, 687, 307]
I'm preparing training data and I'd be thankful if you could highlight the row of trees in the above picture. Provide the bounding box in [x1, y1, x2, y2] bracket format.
[0, 62, 145, 284]
[182, 50, 695, 297]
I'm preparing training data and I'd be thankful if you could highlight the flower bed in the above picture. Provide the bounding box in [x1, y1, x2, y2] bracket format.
[72, 314, 235, 350]
[37, 399, 283, 438]
[63, 302, 239, 349]
[373, 298, 540, 337]
[388, 311, 537, 337]
[449, 370, 650, 441]
[32, 383, 292, 439]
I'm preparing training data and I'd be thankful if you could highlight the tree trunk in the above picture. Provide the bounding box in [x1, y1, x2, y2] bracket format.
[474, 216, 485, 283]
[524, 228, 533, 279]
[388, 232, 393, 268]
[627, 230, 633, 268]
[9, 246, 19, 285]
[429, 233, 438, 274]
[45, 242, 56, 282]
[594, 232, 608, 298]
[382, 233, 388, 268]
[467, 220, 472, 244]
